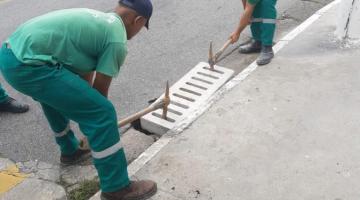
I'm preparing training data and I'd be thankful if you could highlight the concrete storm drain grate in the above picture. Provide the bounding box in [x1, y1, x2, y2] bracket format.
[141, 62, 234, 135]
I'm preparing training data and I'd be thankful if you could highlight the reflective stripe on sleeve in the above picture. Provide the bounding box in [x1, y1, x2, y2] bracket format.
[54, 124, 70, 138]
[91, 140, 123, 159]
[251, 18, 277, 24]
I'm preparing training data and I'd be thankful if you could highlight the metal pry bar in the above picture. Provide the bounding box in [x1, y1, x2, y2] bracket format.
[208, 41, 215, 70]
[162, 81, 170, 120]
[208, 39, 232, 70]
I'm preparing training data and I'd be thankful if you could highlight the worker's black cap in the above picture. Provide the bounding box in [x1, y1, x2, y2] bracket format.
[119, 0, 153, 29]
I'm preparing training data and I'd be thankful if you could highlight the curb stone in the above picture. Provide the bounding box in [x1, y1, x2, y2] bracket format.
[122, 128, 157, 163]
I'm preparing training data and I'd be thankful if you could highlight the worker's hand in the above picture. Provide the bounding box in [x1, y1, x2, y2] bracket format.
[229, 31, 240, 44]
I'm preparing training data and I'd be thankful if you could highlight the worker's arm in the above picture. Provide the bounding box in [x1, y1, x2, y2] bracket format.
[229, 2, 256, 44]
[242, 0, 247, 8]
[81, 72, 95, 85]
[93, 72, 112, 97]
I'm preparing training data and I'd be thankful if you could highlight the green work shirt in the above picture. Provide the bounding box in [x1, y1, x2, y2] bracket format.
[248, 0, 260, 5]
[7, 8, 127, 77]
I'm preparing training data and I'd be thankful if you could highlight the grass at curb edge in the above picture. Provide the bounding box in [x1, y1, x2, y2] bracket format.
[68, 179, 100, 200]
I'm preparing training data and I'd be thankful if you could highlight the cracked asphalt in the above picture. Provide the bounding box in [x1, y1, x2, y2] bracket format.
[0, 0, 332, 164]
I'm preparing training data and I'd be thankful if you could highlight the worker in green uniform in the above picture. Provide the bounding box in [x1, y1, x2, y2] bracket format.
[0, 83, 29, 113]
[0, 0, 157, 199]
[229, 0, 277, 65]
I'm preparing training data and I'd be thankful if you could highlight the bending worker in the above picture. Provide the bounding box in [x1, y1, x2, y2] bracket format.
[0, 0, 157, 200]
[230, 0, 277, 65]
[0, 83, 29, 113]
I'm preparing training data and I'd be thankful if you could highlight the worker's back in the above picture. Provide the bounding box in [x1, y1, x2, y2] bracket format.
[7, 8, 127, 77]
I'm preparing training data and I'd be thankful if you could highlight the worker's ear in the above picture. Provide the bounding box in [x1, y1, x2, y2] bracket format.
[134, 16, 147, 27]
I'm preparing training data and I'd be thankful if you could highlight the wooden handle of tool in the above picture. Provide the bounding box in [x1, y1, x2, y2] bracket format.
[117, 99, 165, 127]
[118, 106, 156, 127]
[80, 100, 165, 150]
[214, 39, 233, 61]
[219, 39, 232, 53]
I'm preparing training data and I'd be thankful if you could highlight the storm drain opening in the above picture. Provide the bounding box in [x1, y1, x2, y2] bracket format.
[191, 77, 213, 85]
[152, 112, 176, 123]
[173, 93, 196, 102]
[170, 101, 190, 109]
[185, 82, 208, 90]
[141, 62, 234, 135]
[179, 87, 202, 96]
[203, 66, 225, 74]
[197, 72, 219, 80]
[167, 108, 183, 116]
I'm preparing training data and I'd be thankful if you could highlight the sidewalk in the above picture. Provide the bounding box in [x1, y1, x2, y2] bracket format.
[93, 1, 360, 199]
[0, 128, 156, 200]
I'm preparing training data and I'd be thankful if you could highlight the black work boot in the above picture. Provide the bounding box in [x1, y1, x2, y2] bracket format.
[60, 148, 91, 165]
[239, 40, 262, 54]
[101, 180, 157, 200]
[256, 45, 274, 66]
[0, 97, 29, 113]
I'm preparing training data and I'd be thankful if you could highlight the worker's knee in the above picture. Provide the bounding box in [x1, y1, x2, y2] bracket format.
[102, 100, 117, 117]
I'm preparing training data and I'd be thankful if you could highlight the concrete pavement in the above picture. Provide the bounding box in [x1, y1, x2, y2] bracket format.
[0, 128, 156, 199]
[1, 0, 353, 199]
[96, 1, 360, 199]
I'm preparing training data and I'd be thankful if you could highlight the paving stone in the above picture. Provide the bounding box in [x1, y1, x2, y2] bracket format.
[121, 128, 156, 163]
[17, 160, 38, 173]
[36, 165, 60, 183]
[0, 178, 66, 200]
[0, 158, 14, 171]
[61, 165, 97, 186]
[16, 160, 60, 182]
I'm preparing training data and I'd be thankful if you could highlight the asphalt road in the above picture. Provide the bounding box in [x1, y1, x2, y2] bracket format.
[0, 0, 333, 164]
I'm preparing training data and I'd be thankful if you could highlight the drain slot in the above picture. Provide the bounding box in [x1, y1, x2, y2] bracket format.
[203, 67, 224, 74]
[167, 108, 183, 116]
[185, 82, 208, 90]
[173, 93, 195, 102]
[152, 112, 176, 122]
[179, 87, 202, 96]
[170, 101, 189, 109]
[197, 72, 219, 80]
[191, 77, 213, 85]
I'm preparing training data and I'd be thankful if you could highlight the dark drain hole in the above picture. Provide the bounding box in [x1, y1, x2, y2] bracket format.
[173, 93, 195, 102]
[191, 77, 213, 85]
[168, 108, 183, 116]
[197, 72, 219, 79]
[171, 101, 190, 109]
[179, 87, 202, 96]
[152, 112, 176, 123]
[203, 67, 225, 74]
[185, 82, 208, 90]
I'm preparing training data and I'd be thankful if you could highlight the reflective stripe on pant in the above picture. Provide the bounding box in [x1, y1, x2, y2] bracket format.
[0, 44, 130, 192]
[0, 83, 8, 103]
[40, 103, 79, 155]
[251, 0, 277, 46]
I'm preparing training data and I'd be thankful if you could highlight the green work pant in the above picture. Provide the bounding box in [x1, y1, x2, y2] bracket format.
[0, 44, 129, 192]
[251, 0, 277, 46]
[0, 83, 8, 103]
